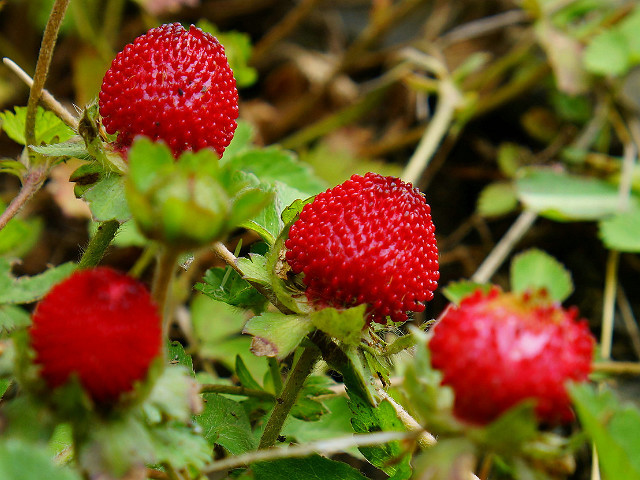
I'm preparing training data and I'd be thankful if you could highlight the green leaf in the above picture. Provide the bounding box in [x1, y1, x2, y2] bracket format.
[290, 397, 329, 421]
[195, 266, 267, 311]
[510, 248, 574, 301]
[469, 402, 538, 454]
[0, 439, 81, 480]
[477, 182, 518, 217]
[0, 200, 42, 257]
[0, 304, 31, 333]
[168, 341, 195, 376]
[0, 106, 74, 146]
[584, 29, 631, 76]
[252, 455, 369, 480]
[82, 174, 131, 222]
[236, 355, 263, 391]
[237, 254, 270, 286]
[599, 206, 640, 252]
[227, 147, 326, 196]
[221, 120, 253, 160]
[412, 438, 476, 480]
[197, 392, 256, 454]
[348, 396, 412, 479]
[29, 136, 90, 159]
[570, 383, 640, 480]
[282, 396, 355, 444]
[0, 260, 75, 304]
[310, 305, 367, 346]
[516, 168, 634, 221]
[149, 422, 212, 470]
[442, 280, 492, 305]
[243, 312, 314, 360]
[144, 365, 199, 423]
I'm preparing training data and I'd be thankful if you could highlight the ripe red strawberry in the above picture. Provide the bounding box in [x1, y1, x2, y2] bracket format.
[99, 23, 238, 158]
[285, 172, 439, 323]
[429, 288, 594, 425]
[30, 268, 162, 404]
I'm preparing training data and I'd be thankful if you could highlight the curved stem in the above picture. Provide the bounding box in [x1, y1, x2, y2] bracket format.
[268, 357, 283, 395]
[77, 219, 120, 269]
[258, 346, 321, 448]
[25, 0, 71, 150]
[0, 166, 47, 232]
[200, 383, 276, 401]
[152, 247, 181, 340]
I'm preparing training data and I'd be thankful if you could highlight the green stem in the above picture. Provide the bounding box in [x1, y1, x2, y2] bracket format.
[77, 219, 119, 269]
[152, 247, 181, 341]
[268, 357, 283, 395]
[129, 244, 160, 279]
[258, 346, 321, 448]
[200, 383, 276, 401]
[25, 0, 71, 151]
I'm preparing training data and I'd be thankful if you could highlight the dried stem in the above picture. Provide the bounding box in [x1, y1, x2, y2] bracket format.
[593, 361, 640, 375]
[0, 166, 48, 232]
[471, 210, 538, 283]
[617, 285, 640, 359]
[25, 0, 71, 149]
[600, 250, 619, 360]
[3, 58, 78, 131]
[376, 388, 437, 448]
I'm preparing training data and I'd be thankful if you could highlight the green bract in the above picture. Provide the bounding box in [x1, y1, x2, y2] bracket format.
[125, 138, 270, 249]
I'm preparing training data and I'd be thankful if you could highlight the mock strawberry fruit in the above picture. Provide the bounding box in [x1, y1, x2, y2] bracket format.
[30, 268, 162, 404]
[429, 288, 594, 425]
[99, 23, 238, 158]
[285, 172, 439, 323]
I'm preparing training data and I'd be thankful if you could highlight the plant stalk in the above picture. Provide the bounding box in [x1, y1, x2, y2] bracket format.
[152, 247, 181, 340]
[25, 0, 71, 150]
[258, 346, 321, 449]
[0, 165, 48, 232]
[200, 383, 276, 401]
[268, 357, 283, 395]
[77, 219, 120, 269]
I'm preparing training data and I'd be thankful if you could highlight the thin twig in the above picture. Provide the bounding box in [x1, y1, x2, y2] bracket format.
[439, 10, 530, 46]
[0, 166, 48, 232]
[203, 431, 417, 473]
[25, 0, 71, 149]
[593, 361, 640, 375]
[471, 210, 538, 283]
[3, 58, 78, 131]
[376, 388, 437, 448]
[600, 250, 619, 361]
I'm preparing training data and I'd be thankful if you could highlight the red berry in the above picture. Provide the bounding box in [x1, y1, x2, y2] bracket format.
[429, 288, 594, 425]
[30, 268, 162, 404]
[285, 173, 439, 323]
[99, 23, 239, 158]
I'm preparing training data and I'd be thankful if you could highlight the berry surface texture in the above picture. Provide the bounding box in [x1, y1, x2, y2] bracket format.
[429, 288, 595, 425]
[285, 172, 439, 323]
[30, 268, 162, 404]
[99, 22, 238, 158]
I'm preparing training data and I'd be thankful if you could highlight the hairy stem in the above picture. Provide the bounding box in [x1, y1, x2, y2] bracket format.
[0, 166, 47, 232]
[25, 0, 71, 150]
[77, 219, 120, 269]
[152, 247, 181, 340]
[268, 357, 283, 395]
[200, 383, 276, 401]
[258, 346, 321, 448]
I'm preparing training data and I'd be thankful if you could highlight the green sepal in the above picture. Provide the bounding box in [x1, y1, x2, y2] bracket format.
[309, 305, 366, 346]
[510, 248, 574, 302]
[243, 312, 314, 360]
[441, 280, 492, 305]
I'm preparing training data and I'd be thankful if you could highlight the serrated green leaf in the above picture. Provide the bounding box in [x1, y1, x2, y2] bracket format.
[237, 254, 270, 286]
[477, 182, 518, 217]
[149, 422, 212, 470]
[252, 455, 369, 480]
[82, 174, 131, 222]
[310, 305, 367, 346]
[227, 147, 326, 196]
[516, 168, 633, 221]
[0, 304, 30, 333]
[195, 266, 267, 311]
[584, 29, 630, 76]
[570, 383, 640, 480]
[29, 137, 90, 159]
[0, 439, 81, 480]
[290, 397, 329, 421]
[243, 312, 313, 360]
[197, 392, 256, 454]
[348, 396, 412, 479]
[599, 206, 640, 252]
[0, 106, 74, 146]
[0, 260, 75, 304]
[442, 280, 492, 305]
[510, 248, 573, 301]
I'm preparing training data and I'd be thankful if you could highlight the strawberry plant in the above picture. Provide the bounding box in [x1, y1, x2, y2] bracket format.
[0, 1, 639, 480]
